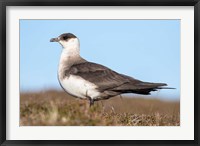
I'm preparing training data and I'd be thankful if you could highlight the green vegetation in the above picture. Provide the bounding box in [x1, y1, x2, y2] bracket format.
[20, 90, 180, 126]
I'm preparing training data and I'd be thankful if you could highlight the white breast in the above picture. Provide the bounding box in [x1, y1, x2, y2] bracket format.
[59, 75, 101, 100]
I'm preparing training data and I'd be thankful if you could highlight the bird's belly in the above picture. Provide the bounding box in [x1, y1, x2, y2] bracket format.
[59, 75, 100, 99]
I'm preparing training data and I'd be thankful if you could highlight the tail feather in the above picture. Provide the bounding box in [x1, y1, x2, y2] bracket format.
[157, 87, 176, 89]
[111, 81, 174, 95]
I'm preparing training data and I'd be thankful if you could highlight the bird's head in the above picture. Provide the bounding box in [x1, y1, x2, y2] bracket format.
[50, 33, 79, 49]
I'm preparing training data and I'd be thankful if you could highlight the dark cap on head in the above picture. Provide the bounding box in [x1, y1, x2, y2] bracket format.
[50, 33, 77, 42]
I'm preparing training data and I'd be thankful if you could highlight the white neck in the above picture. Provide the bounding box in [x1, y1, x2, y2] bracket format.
[58, 38, 81, 80]
[59, 38, 80, 57]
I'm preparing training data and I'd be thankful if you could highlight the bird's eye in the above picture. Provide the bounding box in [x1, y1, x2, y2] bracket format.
[63, 36, 67, 40]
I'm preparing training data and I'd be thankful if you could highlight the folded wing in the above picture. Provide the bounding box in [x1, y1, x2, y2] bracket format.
[67, 62, 167, 97]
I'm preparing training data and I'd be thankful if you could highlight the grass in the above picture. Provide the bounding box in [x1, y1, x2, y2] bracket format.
[20, 90, 180, 126]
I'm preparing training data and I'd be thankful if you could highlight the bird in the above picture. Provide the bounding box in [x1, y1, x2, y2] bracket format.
[50, 33, 171, 106]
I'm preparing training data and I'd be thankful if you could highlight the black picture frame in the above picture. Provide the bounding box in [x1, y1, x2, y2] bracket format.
[0, 0, 199, 145]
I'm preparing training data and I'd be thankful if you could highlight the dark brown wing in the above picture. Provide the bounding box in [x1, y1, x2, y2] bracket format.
[66, 62, 167, 95]
[66, 62, 141, 92]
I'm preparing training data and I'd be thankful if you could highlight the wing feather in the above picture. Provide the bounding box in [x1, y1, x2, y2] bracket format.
[66, 62, 136, 91]
[66, 62, 167, 95]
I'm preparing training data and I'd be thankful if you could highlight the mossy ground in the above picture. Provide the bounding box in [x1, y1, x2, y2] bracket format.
[20, 90, 180, 126]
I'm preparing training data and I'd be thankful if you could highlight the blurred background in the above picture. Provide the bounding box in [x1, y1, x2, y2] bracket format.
[20, 20, 180, 101]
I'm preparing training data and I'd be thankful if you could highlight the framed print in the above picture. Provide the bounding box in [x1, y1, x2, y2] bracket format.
[0, 0, 199, 146]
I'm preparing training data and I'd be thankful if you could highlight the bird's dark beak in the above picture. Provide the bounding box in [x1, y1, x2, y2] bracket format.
[50, 37, 59, 42]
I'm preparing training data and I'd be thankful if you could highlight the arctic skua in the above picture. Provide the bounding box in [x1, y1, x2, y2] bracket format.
[50, 33, 171, 106]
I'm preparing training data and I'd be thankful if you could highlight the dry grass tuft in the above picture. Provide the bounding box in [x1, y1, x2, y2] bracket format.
[20, 90, 180, 126]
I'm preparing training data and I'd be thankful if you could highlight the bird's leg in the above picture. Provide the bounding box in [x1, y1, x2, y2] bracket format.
[86, 90, 94, 107]
[100, 101, 105, 112]
[89, 99, 94, 107]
